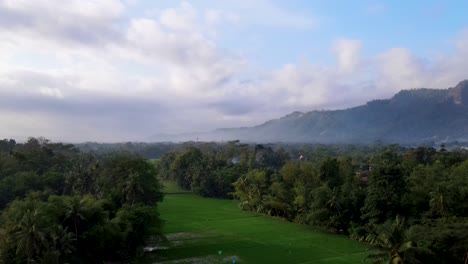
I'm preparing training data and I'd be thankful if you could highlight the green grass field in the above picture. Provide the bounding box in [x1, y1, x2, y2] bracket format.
[143, 182, 370, 264]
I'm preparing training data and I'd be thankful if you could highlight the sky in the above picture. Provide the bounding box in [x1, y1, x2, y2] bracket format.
[0, 0, 467, 142]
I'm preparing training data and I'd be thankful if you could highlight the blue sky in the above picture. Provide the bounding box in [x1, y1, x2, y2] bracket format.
[0, 0, 467, 141]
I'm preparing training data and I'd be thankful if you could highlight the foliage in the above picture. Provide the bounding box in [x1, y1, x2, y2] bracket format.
[2, 137, 467, 263]
[0, 138, 164, 263]
[158, 142, 468, 263]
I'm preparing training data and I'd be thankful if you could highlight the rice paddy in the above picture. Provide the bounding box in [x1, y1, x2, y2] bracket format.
[142, 182, 369, 264]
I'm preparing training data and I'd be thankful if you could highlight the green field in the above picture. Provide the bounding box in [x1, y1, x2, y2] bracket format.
[143, 182, 370, 264]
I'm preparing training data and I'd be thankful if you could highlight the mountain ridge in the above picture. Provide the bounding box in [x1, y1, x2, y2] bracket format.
[150, 81, 468, 144]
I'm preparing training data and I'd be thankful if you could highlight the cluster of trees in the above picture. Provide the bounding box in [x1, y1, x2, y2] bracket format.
[157, 141, 288, 197]
[0, 138, 164, 263]
[77, 141, 182, 159]
[159, 142, 468, 263]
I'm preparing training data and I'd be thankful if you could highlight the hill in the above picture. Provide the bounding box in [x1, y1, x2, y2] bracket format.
[150, 80, 468, 144]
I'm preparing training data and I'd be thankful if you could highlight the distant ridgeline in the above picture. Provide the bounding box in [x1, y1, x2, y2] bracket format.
[151, 80, 468, 144]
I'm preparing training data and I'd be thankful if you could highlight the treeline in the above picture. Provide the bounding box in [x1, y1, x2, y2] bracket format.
[158, 142, 468, 263]
[76, 140, 404, 160]
[0, 138, 164, 263]
[77, 141, 180, 159]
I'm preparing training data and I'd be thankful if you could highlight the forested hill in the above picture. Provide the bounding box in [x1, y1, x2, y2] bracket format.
[160, 80, 468, 144]
[227, 80, 468, 144]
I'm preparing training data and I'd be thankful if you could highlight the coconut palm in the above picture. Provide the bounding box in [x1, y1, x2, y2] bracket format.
[40, 225, 75, 264]
[364, 216, 422, 264]
[122, 172, 145, 205]
[64, 196, 87, 239]
[10, 209, 46, 264]
[429, 186, 448, 218]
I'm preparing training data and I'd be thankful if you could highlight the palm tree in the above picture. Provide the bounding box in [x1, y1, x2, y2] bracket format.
[10, 209, 46, 264]
[65, 155, 99, 196]
[64, 196, 86, 239]
[122, 172, 144, 205]
[364, 216, 421, 264]
[429, 186, 448, 218]
[40, 226, 75, 264]
[327, 188, 343, 221]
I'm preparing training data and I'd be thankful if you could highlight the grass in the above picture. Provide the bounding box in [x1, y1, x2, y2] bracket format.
[162, 180, 189, 193]
[143, 182, 370, 264]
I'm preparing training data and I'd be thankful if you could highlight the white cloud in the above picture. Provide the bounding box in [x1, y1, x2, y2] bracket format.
[333, 39, 362, 74]
[376, 48, 428, 90]
[0, 0, 124, 45]
[39, 87, 64, 99]
[0, 1, 467, 141]
[159, 2, 197, 32]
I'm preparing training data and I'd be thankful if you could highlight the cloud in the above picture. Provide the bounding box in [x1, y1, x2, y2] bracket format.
[260, 33, 468, 110]
[376, 48, 429, 90]
[0, 0, 124, 45]
[204, 9, 239, 27]
[332, 39, 362, 74]
[0, 1, 467, 142]
[159, 2, 198, 32]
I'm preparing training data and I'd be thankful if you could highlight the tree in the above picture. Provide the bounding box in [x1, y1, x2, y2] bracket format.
[307, 185, 338, 229]
[0, 139, 165, 263]
[412, 218, 468, 264]
[64, 154, 99, 196]
[320, 158, 341, 189]
[0, 138, 16, 153]
[233, 170, 268, 212]
[1, 194, 47, 263]
[122, 172, 145, 205]
[98, 155, 163, 206]
[263, 181, 293, 218]
[40, 225, 75, 264]
[170, 147, 207, 190]
[112, 205, 163, 258]
[64, 196, 87, 239]
[362, 149, 405, 224]
[156, 152, 177, 180]
[365, 216, 424, 264]
[11, 209, 47, 263]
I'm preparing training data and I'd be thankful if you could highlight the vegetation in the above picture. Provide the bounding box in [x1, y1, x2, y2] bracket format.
[0, 137, 164, 263]
[1, 137, 467, 263]
[158, 142, 468, 263]
[144, 184, 368, 263]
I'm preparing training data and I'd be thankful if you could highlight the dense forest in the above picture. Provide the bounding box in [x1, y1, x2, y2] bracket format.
[157, 141, 468, 263]
[0, 138, 164, 263]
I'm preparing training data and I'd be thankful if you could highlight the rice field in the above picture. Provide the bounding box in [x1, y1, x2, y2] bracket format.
[141, 182, 370, 264]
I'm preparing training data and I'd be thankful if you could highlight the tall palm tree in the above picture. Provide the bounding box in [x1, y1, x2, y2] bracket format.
[65, 155, 99, 196]
[122, 172, 144, 205]
[327, 188, 343, 221]
[64, 196, 87, 239]
[429, 186, 448, 218]
[10, 209, 46, 264]
[364, 216, 421, 264]
[40, 225, 75, 264]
